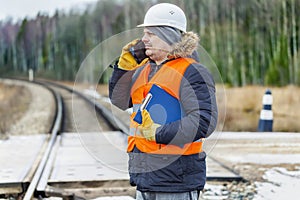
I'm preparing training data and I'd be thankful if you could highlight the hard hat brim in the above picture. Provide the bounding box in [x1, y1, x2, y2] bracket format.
[137, 23, 186, 33]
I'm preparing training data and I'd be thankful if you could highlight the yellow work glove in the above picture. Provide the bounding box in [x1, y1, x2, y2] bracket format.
[118, 39, 148, 71]
[138, 110, 160, 141]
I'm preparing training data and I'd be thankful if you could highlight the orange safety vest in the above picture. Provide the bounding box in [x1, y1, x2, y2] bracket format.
[128, 58, 203, 155]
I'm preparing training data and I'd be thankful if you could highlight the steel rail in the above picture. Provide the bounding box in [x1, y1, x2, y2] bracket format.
[30, 80, 129, 199]
[23, 90, 63, 200]
[39, 80, 129, 135]
[0, 78, 130, 199]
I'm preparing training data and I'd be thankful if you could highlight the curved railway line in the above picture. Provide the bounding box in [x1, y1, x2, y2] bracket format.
[23, 84, 63, 200]
[0, 79, 132, 199]
[25, 80, 131, 200]
[0, 78, 243, 200]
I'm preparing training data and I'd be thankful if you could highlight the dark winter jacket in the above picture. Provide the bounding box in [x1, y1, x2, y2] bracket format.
[109, 31, 218, 192]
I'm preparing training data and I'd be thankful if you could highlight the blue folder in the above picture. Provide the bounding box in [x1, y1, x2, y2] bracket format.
[133, 84, 182, 125]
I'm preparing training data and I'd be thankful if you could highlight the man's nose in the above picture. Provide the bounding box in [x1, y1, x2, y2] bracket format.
[142, 34, 148, 43]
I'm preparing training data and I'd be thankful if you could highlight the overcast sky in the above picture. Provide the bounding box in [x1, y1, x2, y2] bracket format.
[0, 0, 99, 21]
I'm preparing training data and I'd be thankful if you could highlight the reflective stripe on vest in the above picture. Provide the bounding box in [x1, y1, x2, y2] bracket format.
[128, 58, 203, 155]
[127, 136, 203, 155]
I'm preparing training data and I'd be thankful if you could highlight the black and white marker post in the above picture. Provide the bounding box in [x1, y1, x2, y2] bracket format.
[258, 89, 273, 132]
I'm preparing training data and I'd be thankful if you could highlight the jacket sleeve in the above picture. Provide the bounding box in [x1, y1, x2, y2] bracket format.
[109, 68, 134, 110]
[155, 64, 218, 145]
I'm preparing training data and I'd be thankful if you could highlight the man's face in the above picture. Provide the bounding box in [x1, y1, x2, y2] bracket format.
[142, 28, 171, 64]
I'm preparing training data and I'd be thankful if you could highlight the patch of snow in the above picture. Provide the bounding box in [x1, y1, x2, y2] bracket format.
[91, 196, 135, 200]
[84, 87, 102, 99]
[102, 96, 112, 103]
[212, 132, 300, 140]
[202, 184, 228, 199]
[254, 167, 300, 200]
[225, 154, 300, 164]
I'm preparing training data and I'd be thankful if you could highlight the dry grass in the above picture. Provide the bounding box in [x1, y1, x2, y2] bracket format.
[217, 85, 300, 132]
[0, 83, 31, 138]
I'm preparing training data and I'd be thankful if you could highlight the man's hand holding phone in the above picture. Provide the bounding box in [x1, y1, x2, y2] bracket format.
[118, 39, 149, 71]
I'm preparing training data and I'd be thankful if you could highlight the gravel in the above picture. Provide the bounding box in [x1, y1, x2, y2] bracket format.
[0, 79, 55, 135]
[201, 181, 256, 200]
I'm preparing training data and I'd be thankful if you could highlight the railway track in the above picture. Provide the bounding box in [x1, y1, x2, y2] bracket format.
[0, 79, 131, 199]
[38, 80, 128, 134]
[0, 78, 243, 200]
[25, 80, 131, 200]
[23, 83, 63, 200]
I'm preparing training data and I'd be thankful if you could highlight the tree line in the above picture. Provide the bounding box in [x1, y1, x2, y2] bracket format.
[0, 0, 299, 86]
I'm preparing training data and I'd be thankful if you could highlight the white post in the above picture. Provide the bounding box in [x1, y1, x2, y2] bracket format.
[29, 69, 34, 81]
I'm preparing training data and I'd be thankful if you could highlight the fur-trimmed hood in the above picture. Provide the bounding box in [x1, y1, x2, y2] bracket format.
[168, 31, 199, 58]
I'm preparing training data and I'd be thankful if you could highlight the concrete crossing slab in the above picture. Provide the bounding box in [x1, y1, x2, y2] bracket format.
[49, 132, 241, 183]
[0, 135, 47, 183]
[48, 132, 129, 183]
[206, 157, 242, 180]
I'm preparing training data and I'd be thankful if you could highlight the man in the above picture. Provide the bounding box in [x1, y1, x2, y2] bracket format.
[109, 3, 218, 200]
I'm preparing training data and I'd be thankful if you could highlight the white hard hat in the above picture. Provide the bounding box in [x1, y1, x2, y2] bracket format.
[137, 3, 187, 33]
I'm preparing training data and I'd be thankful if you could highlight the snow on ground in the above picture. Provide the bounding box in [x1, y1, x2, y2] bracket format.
[201, 184, 229, 200]
[92, 196, 134, 200]
[254, 167, 300, 200]
[210, 131, 300, 140]
[225, 154, 300, 164]
[84, 87, 102, 99]
[206, 132, 300, 199]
